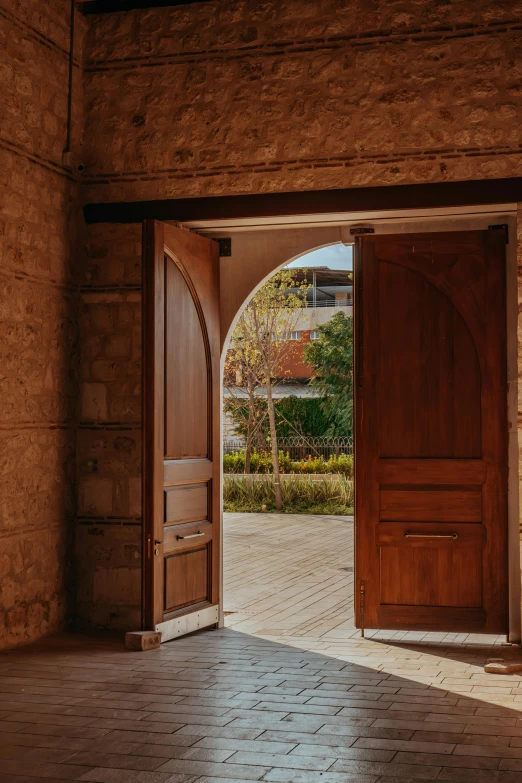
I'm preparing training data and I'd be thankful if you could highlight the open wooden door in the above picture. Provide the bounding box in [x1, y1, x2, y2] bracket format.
[143, 220, 221, 642]
[354, 228, 508, 633]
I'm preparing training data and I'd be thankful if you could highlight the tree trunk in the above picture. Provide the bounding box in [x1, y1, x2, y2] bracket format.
[244, 376, 256, 474]
[265, 379, 282, 509]
[244, 428, 252, 474]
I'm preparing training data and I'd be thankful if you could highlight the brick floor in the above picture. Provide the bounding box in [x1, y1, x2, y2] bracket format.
[0, 513, 520, 781]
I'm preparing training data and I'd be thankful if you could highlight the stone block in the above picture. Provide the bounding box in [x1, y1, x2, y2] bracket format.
[485, 658, 522, 674]
[93, 565, 141, 605]
[128, 477, 142, 516]
[81, 383, 107, 421]
[78, 476, 113, 516]
[125, 630, 162, 651]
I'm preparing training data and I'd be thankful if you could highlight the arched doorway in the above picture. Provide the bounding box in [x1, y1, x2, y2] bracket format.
[220, 240, 355, 640]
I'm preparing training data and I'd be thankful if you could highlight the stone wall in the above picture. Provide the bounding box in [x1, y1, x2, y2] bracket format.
[82, 0, 522, 203]
[75, 0, 522, 631]
[0, 1, 85, 648]
[75, 223, 142, 629]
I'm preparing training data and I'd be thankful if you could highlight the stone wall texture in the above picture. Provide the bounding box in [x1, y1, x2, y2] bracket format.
[75, 223, 142, 630]
[82, 0, 522, 202]
[0, 0, 84, 648]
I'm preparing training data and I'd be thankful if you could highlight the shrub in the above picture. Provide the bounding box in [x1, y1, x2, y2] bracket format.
[223, 474, 354, 515]
[223, 449, 274, 474]
[223, 450, 353, 477]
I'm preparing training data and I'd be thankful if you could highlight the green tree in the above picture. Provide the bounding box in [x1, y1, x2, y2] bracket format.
[274, 396, 331, 438]
[227, 269, 310, 509]
[225, 396, 330, 444]
[304, 312, 353, 435]
[223, 336, 265, 473]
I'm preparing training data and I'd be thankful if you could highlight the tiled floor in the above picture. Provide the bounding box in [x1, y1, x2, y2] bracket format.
[0, 512, 521, 782]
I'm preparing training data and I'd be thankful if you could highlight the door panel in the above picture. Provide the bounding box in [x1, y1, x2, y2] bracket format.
[379, 546, 483, 607]
[354, 229, 507, 633]
[143, 220, 220, 640]
[165, 547, 209, 612]
[379, 489, 482, 522]
[165, 258, 209, 460]
[165, 484, 208, 525]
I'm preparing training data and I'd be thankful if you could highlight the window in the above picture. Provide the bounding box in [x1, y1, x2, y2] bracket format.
[310, 330, 320, 340]
[286, 331, 301, 340]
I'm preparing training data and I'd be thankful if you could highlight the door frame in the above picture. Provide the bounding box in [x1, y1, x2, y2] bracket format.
[142, 219, 160, 631]
[141, 203, 521, 643]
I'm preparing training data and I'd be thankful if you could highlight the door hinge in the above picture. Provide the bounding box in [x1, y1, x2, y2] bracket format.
[341, 226, 374, 245]
[350, 226, 375, 235]
[359, 581, 365, 638]
[212, 237, 232, 257]
[489, 223, 509, 244]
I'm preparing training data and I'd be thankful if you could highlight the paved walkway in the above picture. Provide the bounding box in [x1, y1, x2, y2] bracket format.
[223, 513, 356, 641]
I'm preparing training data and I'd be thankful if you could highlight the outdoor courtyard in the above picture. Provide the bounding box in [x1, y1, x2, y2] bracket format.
[223, 513, 355, 641]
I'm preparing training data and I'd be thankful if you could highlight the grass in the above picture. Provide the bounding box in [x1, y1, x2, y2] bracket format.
[223, 474, 354, 515]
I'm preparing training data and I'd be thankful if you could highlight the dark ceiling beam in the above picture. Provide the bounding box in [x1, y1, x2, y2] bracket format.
[77, 0, 210, 15]
[83, 177, 522, 224]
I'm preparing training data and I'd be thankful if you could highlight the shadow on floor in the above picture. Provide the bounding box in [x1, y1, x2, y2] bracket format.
[0, 627, 522, 781]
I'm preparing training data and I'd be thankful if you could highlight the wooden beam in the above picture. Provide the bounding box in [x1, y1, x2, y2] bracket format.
[77, 0, 210, 15]
[83, 177, 521, 225]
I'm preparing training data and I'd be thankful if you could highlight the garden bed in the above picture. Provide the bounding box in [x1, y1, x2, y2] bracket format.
[223, 473, 354, 515]
[223, 450, 353, 477]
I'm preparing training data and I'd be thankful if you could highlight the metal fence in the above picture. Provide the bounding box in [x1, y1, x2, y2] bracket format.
[223, 435, 353, 459]
[303, 299, 352, 308]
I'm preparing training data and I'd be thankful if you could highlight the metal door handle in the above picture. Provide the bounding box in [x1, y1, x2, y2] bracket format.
[176, 531, 204, 540]
[404, 531, 458, 539]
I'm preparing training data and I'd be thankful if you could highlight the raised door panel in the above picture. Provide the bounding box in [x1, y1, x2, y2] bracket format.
[165, 257, 208, 460]
[380, 547, 483, 607]
[379, 489, 482, 522]
[377, 262, 482, 459]
[165, 484, 209, 525]
[165, 547, 210, 612]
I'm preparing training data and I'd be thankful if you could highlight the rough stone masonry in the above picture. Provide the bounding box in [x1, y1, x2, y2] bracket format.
[0, 0, 85, 648]
[2, 0, 522, 644]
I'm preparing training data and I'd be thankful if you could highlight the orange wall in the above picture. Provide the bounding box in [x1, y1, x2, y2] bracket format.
[279, 332, 314, 380]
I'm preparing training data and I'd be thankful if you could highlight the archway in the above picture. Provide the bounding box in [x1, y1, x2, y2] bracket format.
[219, 237, 355, 640]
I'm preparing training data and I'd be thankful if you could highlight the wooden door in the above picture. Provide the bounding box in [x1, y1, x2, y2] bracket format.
[143, 220, 221, 641]
[354, 229, 508, 633]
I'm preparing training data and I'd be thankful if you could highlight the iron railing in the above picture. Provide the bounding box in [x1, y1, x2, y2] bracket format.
[303, 299, 352, 308]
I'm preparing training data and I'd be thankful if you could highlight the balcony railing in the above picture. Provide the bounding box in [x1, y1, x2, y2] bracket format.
[303, 299, 352, 308]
